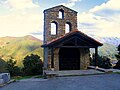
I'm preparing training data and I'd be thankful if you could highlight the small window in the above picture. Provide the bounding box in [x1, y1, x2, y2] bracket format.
[59, 9, 64, 19]
[65, 22, 72, 33]
[51, 22, 57, 35]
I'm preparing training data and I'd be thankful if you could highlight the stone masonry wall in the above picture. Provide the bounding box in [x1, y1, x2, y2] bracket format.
[80, 48, 90, 69]
[47, 48, 90, 70]
[43, 5, 90, 71]
[44, 5, 77, 43]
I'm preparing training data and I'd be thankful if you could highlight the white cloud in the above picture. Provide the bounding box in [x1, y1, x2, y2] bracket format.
[61, 0, 81, 7]
[0, 0, 43, 39]
[0, 0, 120, 40]
[78, 0, 120, 37]
[7, 0, 39, 10]
[0, 13, 43, 37]
[90, 0, 120, 12]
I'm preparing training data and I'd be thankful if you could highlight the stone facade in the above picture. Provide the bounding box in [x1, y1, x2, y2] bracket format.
[43, 5, 77, 43]
[43, 5, 91, 71]
[80, 48, 90, 69]
[46, 48, 90, 71]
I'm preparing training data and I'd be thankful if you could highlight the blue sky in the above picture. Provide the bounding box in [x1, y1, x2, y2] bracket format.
[0, 0, 120, 40]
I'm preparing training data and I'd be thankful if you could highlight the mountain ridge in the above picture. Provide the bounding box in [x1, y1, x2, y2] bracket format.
[0, 35, 119, 67]
[93, 36, 120, 46]
[0, 35, 43, 67]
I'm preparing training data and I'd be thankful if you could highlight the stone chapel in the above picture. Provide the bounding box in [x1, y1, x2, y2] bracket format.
[41, 5, 103, 71]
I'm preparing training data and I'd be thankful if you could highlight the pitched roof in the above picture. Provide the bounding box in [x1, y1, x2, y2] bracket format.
[44, 5, 77, 13]
[42, 30, 103, 47]
[41, 30, 103, 48]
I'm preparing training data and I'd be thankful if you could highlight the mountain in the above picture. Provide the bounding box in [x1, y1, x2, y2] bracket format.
[0, 35, 119, 67]
[0, 35, 43, 67]
[93, 36, 120, 46]
[92, 36, 120, 59]
[98, 43, 117, 59]
[100, 37, 120, 46]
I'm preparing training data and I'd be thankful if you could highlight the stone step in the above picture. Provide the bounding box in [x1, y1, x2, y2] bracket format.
[44, 69, 104, 78]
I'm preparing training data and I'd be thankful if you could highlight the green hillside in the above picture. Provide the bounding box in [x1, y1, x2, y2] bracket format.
[0, 35, 118, 67]
[0, 35, 43, 67]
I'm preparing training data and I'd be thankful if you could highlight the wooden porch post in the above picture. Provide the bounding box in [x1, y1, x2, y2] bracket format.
[51, 47, 54, 68]
[95, 47, 98, 66]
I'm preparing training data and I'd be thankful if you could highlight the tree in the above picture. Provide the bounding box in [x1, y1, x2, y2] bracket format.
[6, 58, 20, 76]
[114, 44, 120, 69]
[99, 56, 112, 69]
[22, 54, 43, 75]
[90, 54, 112, 69]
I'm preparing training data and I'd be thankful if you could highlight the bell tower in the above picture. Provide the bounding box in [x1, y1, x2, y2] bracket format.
[43, 5, 78, 44]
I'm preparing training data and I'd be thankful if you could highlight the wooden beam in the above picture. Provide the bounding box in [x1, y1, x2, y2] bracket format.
[54, 46, 95, 48]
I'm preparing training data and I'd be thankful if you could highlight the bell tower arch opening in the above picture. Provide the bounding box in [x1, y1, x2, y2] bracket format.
[51, 21, 58, 35]
[65, 22, 72, 33]
[58, 9, 64, 19]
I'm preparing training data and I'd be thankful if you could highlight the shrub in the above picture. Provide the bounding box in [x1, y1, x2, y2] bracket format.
[22, 54, 43, 75]
[91, 54, 112, 69]
[6, 58, 21, 76]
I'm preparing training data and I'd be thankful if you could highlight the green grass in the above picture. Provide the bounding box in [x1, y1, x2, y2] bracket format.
[116, 72, 120, 74]
[12, 75, 43, 80]
[12, 76, 34, 80]
[113, 72, 120, 74]
[33, 75, 43, 78]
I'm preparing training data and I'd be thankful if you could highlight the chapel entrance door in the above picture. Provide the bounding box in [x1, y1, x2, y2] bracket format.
[59, 48, 80, 70]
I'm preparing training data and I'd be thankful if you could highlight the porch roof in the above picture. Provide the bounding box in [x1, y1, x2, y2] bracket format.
[41, 30, 103, 48]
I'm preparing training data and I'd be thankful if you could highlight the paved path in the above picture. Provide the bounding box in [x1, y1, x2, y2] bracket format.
[0, 74, 120, 90]
[45, 69, 104, 76]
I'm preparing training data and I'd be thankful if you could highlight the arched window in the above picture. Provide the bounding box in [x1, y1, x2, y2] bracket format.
[59, 9, 64, 19]
[51, 21, 57, 35]
[65, 22, 72, 33]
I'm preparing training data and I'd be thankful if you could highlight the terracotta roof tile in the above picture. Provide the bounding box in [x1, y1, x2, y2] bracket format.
[42, 29, 103, 47]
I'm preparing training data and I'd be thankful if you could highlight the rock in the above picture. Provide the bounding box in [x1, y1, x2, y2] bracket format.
[0, 79, 4, 84]
[0, 73, 10, 84]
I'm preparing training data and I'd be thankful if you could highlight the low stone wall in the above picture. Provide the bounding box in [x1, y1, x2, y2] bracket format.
[0, 73, 10, 85]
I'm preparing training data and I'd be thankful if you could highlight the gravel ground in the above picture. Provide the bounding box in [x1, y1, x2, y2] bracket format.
[0, 74, 120, 90]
